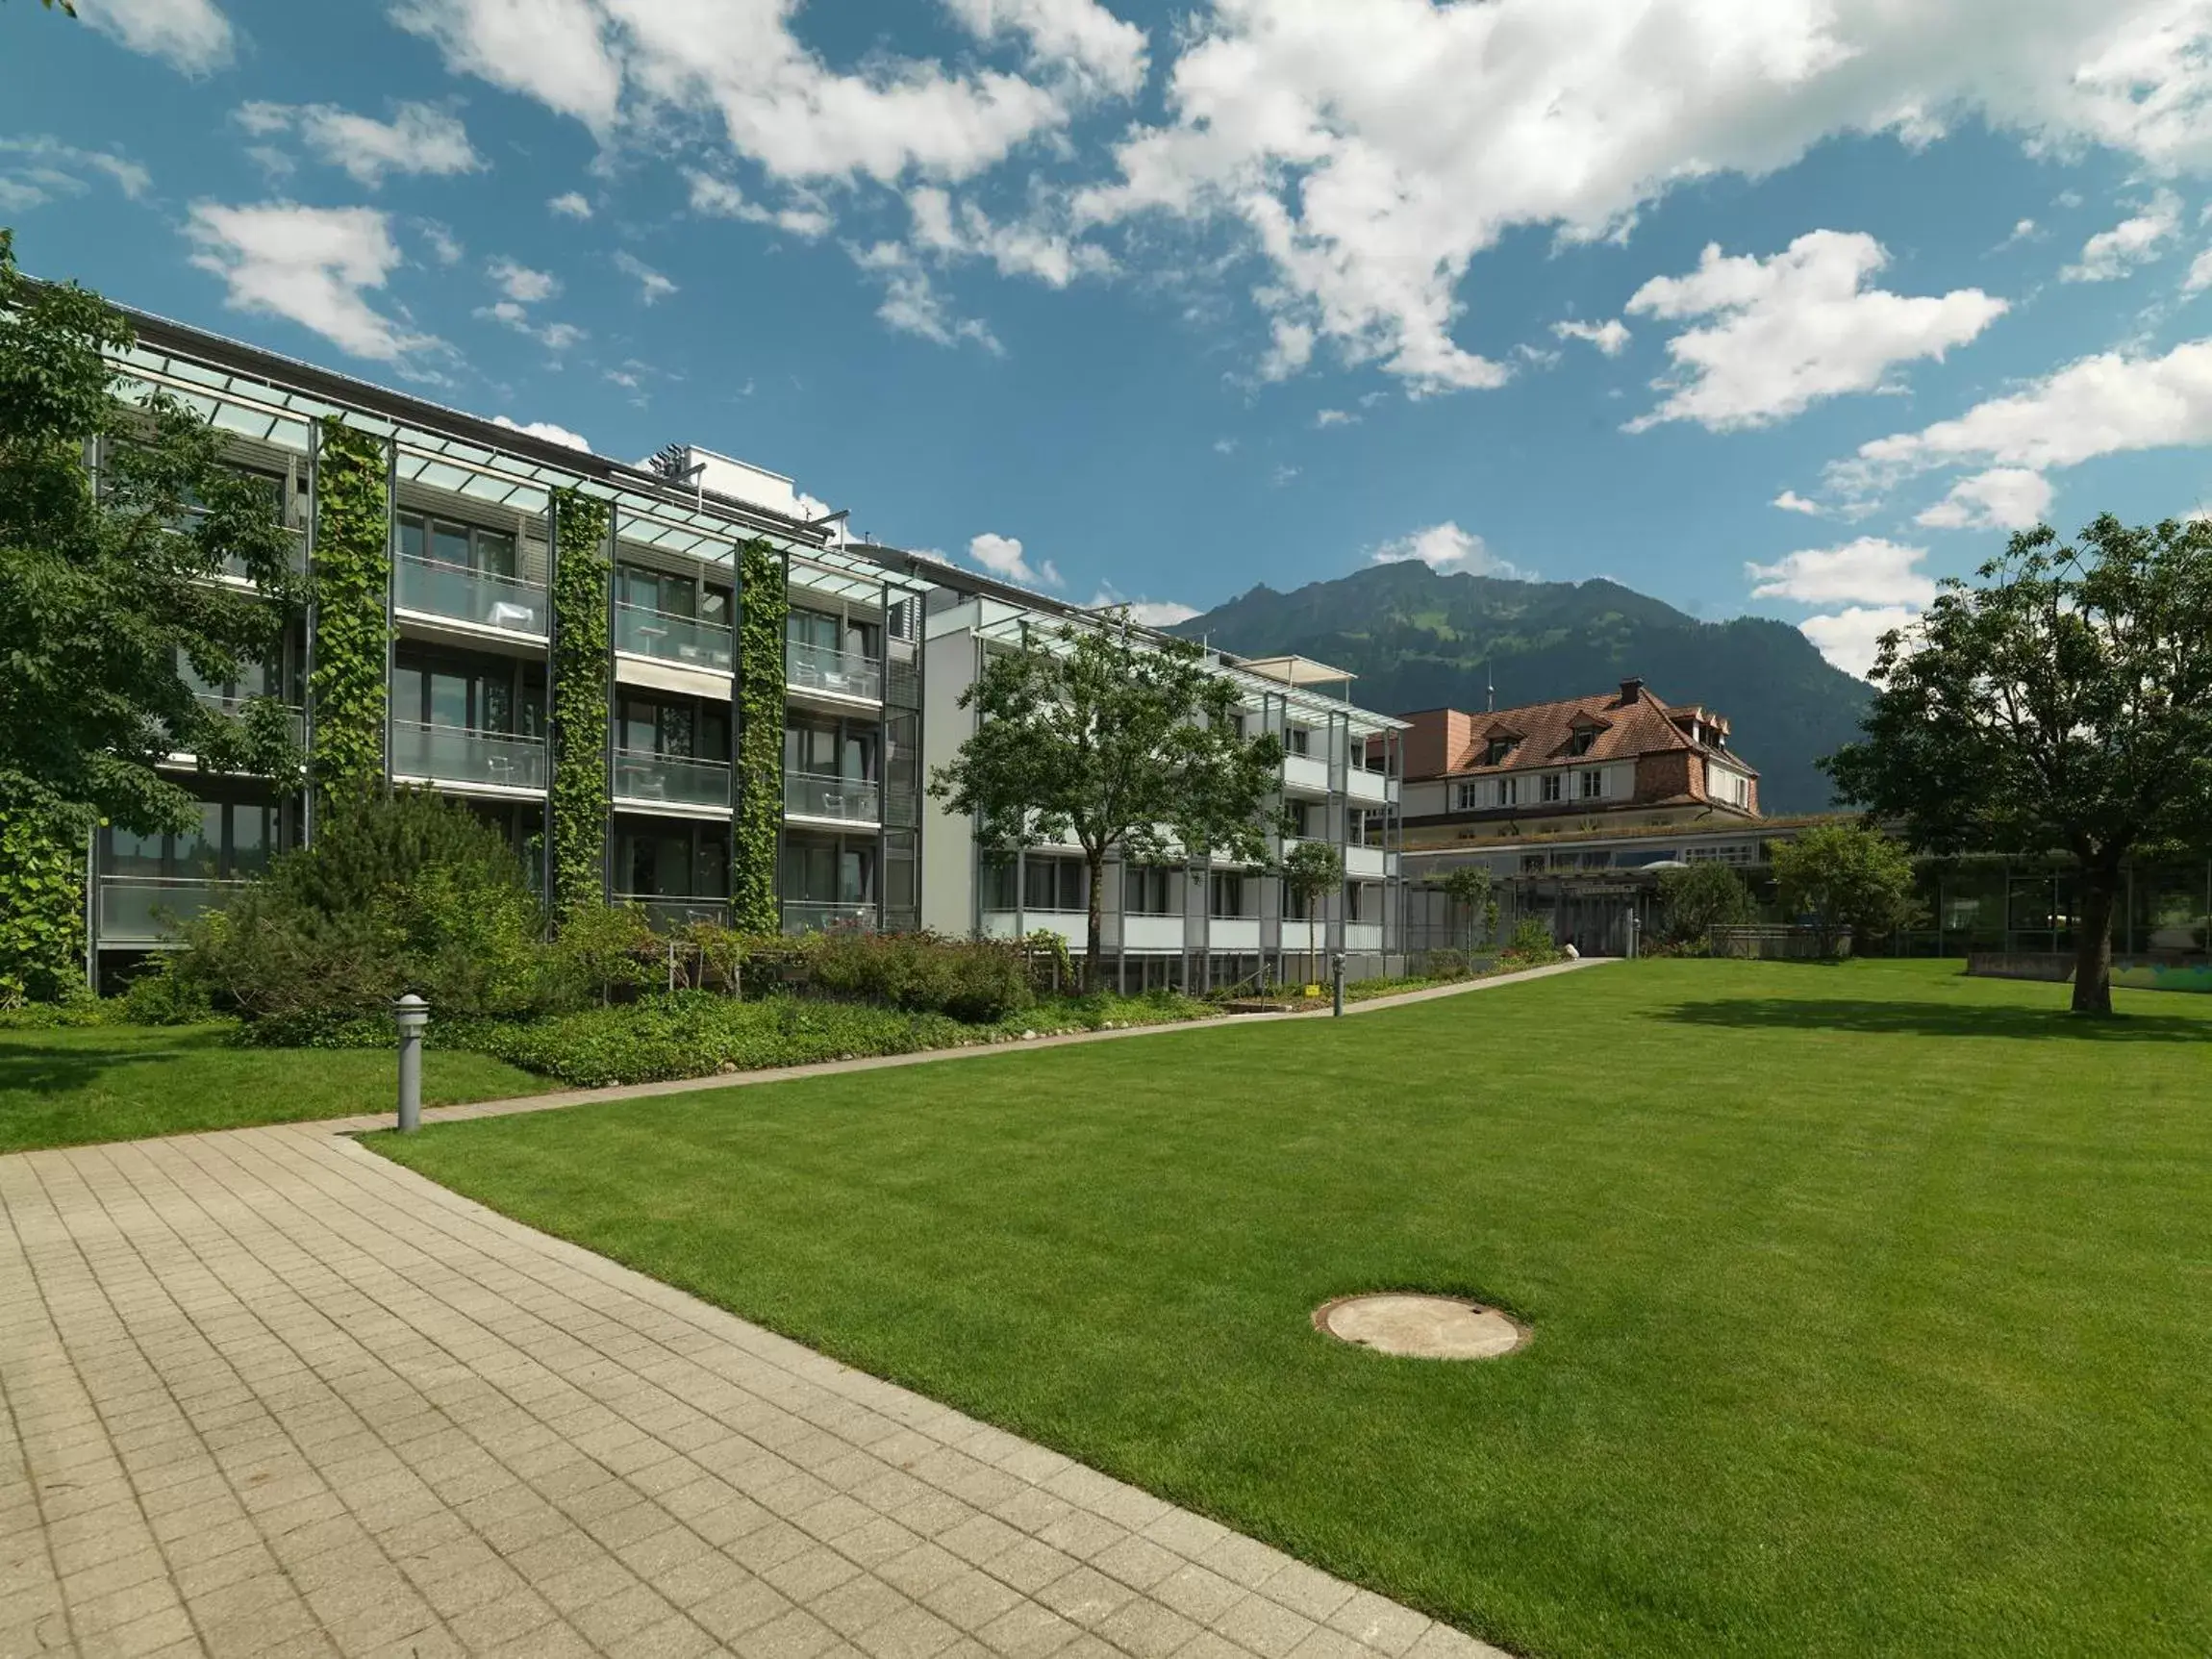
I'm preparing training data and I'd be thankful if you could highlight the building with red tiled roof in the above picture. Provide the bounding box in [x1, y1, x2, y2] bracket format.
[1394, 677, 1759, 847]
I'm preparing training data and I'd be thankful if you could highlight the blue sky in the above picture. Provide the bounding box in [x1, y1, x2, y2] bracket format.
[7, 0, 2212, 674]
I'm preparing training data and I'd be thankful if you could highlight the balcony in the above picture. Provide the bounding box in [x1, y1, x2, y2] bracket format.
[1282, 752, 1332, 795]
[785, 640, 882, 703]
[784, 771, 881, 825]
[615, 602, 733, 672]
[390, 720, 546, 792]
[783, 900, 876, 935]
[394, 554, 547, 637]
[613, 748, 732, 811]
[1345, 843, 1391, 880]
[97, 876, 248, 947]
[1345, 764, 1395, 806]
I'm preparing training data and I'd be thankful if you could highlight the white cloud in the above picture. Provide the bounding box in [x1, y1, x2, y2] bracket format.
[1772, 490, 1824, 515]
[1914, 466, 2053, 530]
[475, 297, 586, 351]
[491, 415, 593, 451]
[548, 190, 594, 219]
[232, 101, 483, 189]
[1212, 438, 1238, 455]
[1313, 408, 1356, 429]
[1077, 0, 2211, 396]
[1996, 216, 2039, 249]
[394, 0, 1080, 184]
[905, 186, 1111, 287]
[849, 241, 1004, 353]
[942, 0, 1148, 98]
[968, 532, 1061, 589]
[420, 220, 465, 264]
[0, 136, 151, 212]
[2184, 246, 2212, 294]
[1258, 319, 1315, 383]
[1370, 521, 1521, 577]
[487, 256, 559, 303]
[185, 201, 440, 364]
[76, 0, 233, 73]
[1837, 336, 2212, 493]
[2060, 188, 2182, 281]
[1747, 538, 1936, 607]
[1087, 588, 1198, 627]
[613, 250, 676, 304]
[1621, 232, 2005, 432]
[1553, 317, 1630, 356]
[687, 170, 834, 239]
[1800, 606, 1920, 679]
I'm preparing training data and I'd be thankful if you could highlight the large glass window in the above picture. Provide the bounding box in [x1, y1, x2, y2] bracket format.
[399, 511, 516, 577]
[101, 801, 277, 880]
[1126, 866, 1175, 916]
[783, 837, 875, 904]
[392, 650, 543, 735]
[1023, 858, 1087, 914]
[618, 694, 728, 760]
[1209, 871, 1251, 917]
[785, 718, 877, 779]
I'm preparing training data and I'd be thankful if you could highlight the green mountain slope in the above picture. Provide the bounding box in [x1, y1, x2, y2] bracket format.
[1171, 563, 1869, 813]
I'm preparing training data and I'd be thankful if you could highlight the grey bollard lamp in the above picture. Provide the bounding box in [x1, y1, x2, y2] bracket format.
[394, 993, 429, 1133]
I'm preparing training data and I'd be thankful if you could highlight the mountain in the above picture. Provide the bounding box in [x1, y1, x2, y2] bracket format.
[1170, 563, 1869, 814]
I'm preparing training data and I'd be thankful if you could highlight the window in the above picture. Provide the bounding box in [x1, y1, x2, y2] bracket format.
[1568, 728, 1597, 757]
[1208, 870, 1250, 917]
[1579, 769, 1605, 800]
[392, 651, 543, 735]
[1454, 783, 1478, 812]
[1580, 850, 1613, 869]
[1126, 866, 1175, 916]
[1540, 772, 1564, 803]
[103, 801, 277, 881]
[1497, 775, 1518, 807]
[787, 607, 878, 665]
[1484, 737, 1517, 766]
[784, 719, 877, 780]
[1285, 725, 1312, 757]
[618, 695, 729, 760]
[981, 858, 1018, 911]
[784, 838, 874, 904]
[1521, 854, 1546, 874]
[399, 511, 515, 578]
[1685, 843, 1754, 867]
[1288, 799, 1321, 839]
[1024, 858, 1088, 914]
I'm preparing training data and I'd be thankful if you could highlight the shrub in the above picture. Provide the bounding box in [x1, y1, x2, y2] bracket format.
[1771, 822, 1922, 957]
[799, 930, 1033, 1022]
[172, 789, 546, 1022]
[544, 902, 662, 1005]
[1658, 861, 1754, 945]
[118, 957, 215, 1024]
[1500, 917, 1562, 965]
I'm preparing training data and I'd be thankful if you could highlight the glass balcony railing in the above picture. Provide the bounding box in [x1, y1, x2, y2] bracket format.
[785, 640, 883, 702]
[784, 771, 881, 824]
[97, 876, 250, 946]
[394, 554, 548, 637]
[615, 603, 734, 671]
[616, 894, 732, 933]
[613, 748, 732, 809]
[782, 900, 877, 936]
[390, 720, 546, 791]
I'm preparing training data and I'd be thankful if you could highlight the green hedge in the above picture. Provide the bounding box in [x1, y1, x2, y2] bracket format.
[550, 489, 613, 918]
[0, 809, 85, 1007]
[734, 539, 787, 934]
[310, 419, 391, 796]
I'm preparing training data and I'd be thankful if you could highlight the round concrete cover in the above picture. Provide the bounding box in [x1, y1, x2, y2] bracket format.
[1316, 1294, 1524, 1359]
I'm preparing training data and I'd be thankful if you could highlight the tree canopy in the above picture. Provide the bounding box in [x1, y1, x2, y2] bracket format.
[928, 617, 1285, 985]
[0, 228, 302, 838]
[1823, 515, 2212, 1013]
[1769, 822, 1919, 959]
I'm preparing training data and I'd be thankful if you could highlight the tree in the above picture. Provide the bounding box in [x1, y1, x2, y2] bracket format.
[929, 617, 1285, 989]
[1656, 860, 1753, 947]
[0, 228, 302, 841]
[1824, 515, 2212, 1014]
[1280, 838, 1343, 985]
[1430, 863, 1495, 953]
[1768, 822, 1919, 958]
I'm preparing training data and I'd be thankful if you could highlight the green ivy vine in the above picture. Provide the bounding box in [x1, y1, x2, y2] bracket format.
[310, 418, 391, 799]
[0, 809, 86, 1006]
[549, 488, 612, 921]
[734, 538, 788, 935]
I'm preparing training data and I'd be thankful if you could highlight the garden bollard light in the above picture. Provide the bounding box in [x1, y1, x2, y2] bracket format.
[1331, 952, 1345, 1018]
[394, 993, 428, 1133]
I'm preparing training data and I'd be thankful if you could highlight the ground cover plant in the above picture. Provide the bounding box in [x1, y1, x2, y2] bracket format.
[373, 960, 2212, 1659]
[0, 1022, 543, 1153]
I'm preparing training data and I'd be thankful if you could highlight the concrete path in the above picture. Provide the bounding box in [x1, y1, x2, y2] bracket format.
[325, 956, 1610, 1138]
[1, 1120, 1515, 1657]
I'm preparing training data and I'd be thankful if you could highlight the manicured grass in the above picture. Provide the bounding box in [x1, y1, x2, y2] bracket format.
[0, 1024, 547, 1153]
[370, 962, 2212, 1659]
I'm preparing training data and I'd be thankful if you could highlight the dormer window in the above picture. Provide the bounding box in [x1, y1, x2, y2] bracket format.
[1484, 737, 1517, 766]
[1568, 729, 1596, 757]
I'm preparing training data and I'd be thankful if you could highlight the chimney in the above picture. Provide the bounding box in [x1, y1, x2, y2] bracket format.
[1619, 676, 1646, 704]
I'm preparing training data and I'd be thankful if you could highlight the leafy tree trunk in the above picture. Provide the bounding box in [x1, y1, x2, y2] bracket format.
[2072, 860, 2120, 1017]
[1085, 847, 1106, 993]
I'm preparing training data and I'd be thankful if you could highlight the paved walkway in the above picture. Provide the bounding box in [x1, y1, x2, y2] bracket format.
[2, 1117, 1518, 1658]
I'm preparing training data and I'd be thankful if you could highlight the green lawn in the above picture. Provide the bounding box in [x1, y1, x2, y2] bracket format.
[370, 961, 2212, 1659]
[0, 1024, 546, 1152]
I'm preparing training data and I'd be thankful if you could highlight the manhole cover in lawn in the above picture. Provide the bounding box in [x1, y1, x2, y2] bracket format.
[1314, 1294, 1525, 1359]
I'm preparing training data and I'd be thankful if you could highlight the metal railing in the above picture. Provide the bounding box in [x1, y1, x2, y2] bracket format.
[613, 748, 732, 809]
[390, 720, 547, 791]
[785, 639, 883, 702]
[614, 602, 734, 671]
[783, 771, 881, 823]
[393, 554, 548, 636]
[616, 894, 732, 932]
[782, 900, 877, 935]
[96, 875, 250, 946]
